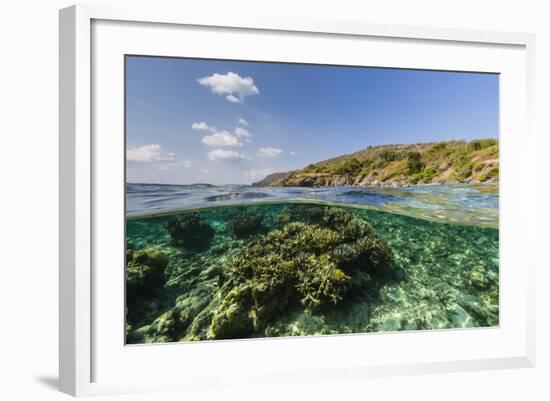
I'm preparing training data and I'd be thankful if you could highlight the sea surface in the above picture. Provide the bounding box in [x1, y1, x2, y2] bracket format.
[125, 183, 499, 343]
[127, 182, 499, 228]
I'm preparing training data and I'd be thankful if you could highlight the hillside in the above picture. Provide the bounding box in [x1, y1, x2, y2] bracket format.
[251, 171, 294, 187]
[253, 139, 499, 188]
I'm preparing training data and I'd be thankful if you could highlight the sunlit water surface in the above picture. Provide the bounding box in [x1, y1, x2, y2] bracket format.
[127, 183, 498, 228]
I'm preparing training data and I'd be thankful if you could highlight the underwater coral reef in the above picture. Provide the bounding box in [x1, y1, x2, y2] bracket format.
[125, 203, 498, 344]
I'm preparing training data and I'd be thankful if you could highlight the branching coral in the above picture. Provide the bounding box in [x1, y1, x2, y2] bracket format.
[207, 207, 394, 339]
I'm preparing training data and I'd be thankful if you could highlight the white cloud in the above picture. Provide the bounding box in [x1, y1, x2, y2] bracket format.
[157, 159, 192, 171]
[238, 118, 249, 126]
[245, 169, 273, 182]
[226, 94, 241, 103]
[258, 147, 283, 158]
[201, 131, 240, 147]
[234, 127, 251, 138]
[207, 149, 246, 161]
[191, 122, 215, 132]
[197, 72, 259, 103]
[127, 144, 175, 162]
[290, 151, 296, 156]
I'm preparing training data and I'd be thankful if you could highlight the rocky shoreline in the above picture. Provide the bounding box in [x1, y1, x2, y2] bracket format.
[254, 172, 498, 188]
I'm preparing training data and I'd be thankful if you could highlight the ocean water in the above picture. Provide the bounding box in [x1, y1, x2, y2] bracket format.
[127, 182, 499, 228]
[125, 183, 499, 343]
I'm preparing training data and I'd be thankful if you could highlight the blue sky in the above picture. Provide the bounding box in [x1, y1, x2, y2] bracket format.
[126, 56, 499, 185]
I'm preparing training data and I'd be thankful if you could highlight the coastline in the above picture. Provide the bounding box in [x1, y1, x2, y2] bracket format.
[252, 139, 499, 188]
[254, 179, 498, 189]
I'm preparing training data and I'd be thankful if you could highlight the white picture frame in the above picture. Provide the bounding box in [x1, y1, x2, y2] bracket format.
[59, 4, 536, 397]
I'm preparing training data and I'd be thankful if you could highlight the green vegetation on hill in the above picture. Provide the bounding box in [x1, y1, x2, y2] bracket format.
[253, 139, 499, 187]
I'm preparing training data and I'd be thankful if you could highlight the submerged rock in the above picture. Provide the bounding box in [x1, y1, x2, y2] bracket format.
[264, 310, 329, 337]
[456, 294, 498, 326]
[466, 265, 494, 290]
[133, 310, 178, 343]
[175, 286, 214, 330]
[126, 249, 169, 301]
[209, 285, 255, 339]
[447, 304, 476, 328]
[167, 213, 215, 251]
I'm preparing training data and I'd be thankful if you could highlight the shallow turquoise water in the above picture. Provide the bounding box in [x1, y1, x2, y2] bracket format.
[126, 201, 498, 343]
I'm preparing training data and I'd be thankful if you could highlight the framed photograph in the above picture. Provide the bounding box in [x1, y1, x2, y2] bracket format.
[59, 4, 536, 396]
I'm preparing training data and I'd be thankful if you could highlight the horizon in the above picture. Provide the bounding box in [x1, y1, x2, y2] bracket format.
[126, 56, 499, 185]
[126, 137, 498, 186]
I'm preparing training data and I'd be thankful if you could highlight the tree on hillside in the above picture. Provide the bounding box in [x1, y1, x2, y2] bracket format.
[406, 152, 423, 174]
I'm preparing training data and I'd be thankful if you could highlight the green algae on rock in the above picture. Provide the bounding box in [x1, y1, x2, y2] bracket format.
[126, 249, 169, 301]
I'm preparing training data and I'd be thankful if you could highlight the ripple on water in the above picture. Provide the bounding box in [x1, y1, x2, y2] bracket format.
[126, 183, 499, 228]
